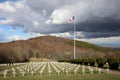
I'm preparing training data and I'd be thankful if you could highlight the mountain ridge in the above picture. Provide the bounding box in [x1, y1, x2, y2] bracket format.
[0, 36, 120, 63]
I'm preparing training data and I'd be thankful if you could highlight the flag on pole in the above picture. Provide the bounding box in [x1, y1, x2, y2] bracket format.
[69, 16, 75, 22]
[68, 16, 76, 59]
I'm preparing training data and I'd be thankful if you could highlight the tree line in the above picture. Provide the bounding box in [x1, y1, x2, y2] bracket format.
[58, 58, 120, 70]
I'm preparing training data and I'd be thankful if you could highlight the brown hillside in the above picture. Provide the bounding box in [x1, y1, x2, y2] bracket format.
[0, 36, 120, 63]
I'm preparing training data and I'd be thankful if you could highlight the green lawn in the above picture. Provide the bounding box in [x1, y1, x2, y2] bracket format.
[0, 73, 120, 80]
[0, 65, 18, 71]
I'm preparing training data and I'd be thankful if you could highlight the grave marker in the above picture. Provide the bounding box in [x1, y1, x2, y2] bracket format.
[31, 71, 34, 76]
[13, 71, 16, 77]
[90, 68, 93, 74]
[98, 68, 101, 74]
[3, 70, 8, 78]
[106, 68, 109, 74]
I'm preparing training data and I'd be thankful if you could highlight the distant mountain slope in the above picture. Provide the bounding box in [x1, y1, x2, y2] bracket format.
[0, 36, 120, 63]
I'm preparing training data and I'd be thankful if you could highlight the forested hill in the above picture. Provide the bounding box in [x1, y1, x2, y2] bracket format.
[0, 36, 120, 63]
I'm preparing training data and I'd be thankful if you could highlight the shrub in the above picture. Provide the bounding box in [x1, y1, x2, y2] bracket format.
[70, 59, 83, 64]
[89, 58, 96, 66]
[77, 59, 83, 64]
[58, 60, 66, 62]
[83, 58, 89, 65]
[107, 58, 119, 69]
[96, 58, 107, 67]
[119, 58, 120, 64]
[69, 59, 76, 64]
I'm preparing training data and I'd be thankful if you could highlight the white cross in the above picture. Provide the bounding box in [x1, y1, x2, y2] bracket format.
[106, 68, 109, 74]
[31, 71, 34, 76]
[74, 69, 77, 75]
[13, 71, 16, 77]
[98, 68, 101, 74]
[3, 70, 7, 78]
[48, 70, 51, 75]
[90, 68, 93, 74]
[57, 70, 60, 75]
[39, 71, 43, 75]
[21, 71, 25, 76]
[65, 70, 68, 75]
[82, 69, 85, 75]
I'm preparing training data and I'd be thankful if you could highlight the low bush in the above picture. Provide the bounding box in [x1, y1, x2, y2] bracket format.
[96, 58, 107, 67]
[83, 58, 89, 65]
[69, 59, 83, 64]
[57, 60, 66, 62]
[107, 58, 119, 69]
[89, 58, 96, 66]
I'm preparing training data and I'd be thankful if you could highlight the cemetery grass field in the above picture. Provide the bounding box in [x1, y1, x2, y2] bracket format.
[0, 65, 19, 71]
[0, 73, 120, 80]
[0, 62, 120, 80]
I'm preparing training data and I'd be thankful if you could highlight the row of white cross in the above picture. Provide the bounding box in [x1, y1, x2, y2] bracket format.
[2, 62, 109, 78]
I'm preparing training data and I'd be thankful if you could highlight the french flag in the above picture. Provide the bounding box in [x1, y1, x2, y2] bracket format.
[69, 16, 75, 22]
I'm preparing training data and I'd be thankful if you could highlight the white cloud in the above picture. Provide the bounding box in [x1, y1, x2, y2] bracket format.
[47, 1, 89, 24]
[78, 36, 120, 44]
[49, 31, 85, 39]
[7, 35, 25, 41]
[49, 32, 71, 37]
[28, 32, 46, 38]
[0, 1, 16, 12]
[76, 32, 85, 38]
[42, 9, 47, 16]
[6, 32, 46, 41]
[15, 1, 25, 8]
[77, 36, 120, 48]
[0, 19, 14, 24]
[47, 8, 72, 24]
[47, 0, 120, 24]
[33, 21, 39, 26]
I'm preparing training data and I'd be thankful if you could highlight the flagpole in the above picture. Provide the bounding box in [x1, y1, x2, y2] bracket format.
[73, 17, 76, 59]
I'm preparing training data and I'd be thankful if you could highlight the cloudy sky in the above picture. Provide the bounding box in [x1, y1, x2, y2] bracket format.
[0, 0, 120, 48]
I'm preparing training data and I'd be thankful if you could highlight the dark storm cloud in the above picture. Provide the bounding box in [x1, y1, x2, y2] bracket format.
[42, 20, 120, 38]
[81, 32, 120, 38]
[76, 20, 120, 33]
